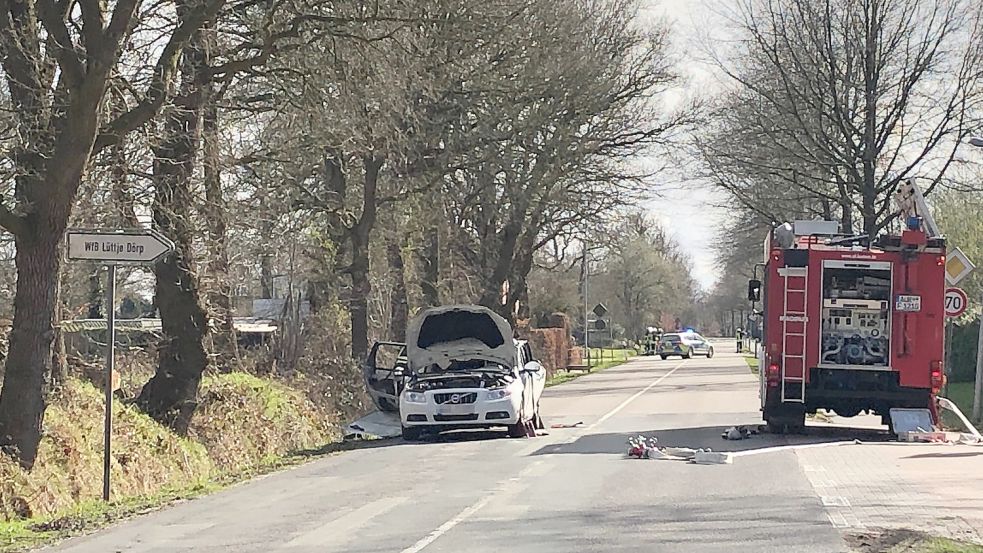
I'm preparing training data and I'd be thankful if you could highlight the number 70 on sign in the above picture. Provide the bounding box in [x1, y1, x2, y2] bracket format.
[945, 287, 968, 318]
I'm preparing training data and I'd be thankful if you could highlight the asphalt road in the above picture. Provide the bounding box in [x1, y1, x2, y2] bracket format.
[50, 347, 851, 553]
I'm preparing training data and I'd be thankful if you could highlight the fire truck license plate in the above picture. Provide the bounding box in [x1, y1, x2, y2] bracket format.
[895, 295, 922, 312]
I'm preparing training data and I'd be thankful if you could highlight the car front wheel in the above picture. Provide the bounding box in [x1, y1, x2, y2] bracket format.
[707, 347, 714, 358]
[508, 409, 530, 438]
[401, 426, 423, 441]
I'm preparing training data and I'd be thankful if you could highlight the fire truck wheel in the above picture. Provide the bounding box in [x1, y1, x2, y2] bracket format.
[766, 421, 787, 434]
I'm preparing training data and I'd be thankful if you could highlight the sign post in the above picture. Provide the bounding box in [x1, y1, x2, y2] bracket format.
[67, 229, 174, 501]
[103, 265, 115, 502]
[976, 297, 983, 422]
[940, 248, 981, 421]
[943, 287, 969, 399]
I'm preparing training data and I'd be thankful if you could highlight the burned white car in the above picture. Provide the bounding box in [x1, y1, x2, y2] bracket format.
[365, 305, 546, 440]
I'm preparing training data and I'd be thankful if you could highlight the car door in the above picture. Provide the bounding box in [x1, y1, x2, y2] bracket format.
[692, 335, 707, 354]
[363, 341, 407, 412]
[519, 342, 546, 416]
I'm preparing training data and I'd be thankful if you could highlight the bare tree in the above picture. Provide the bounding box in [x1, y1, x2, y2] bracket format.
[700, 0, 983, 236]
[0, 0, 224, 467]
[444, 0, 685, 322]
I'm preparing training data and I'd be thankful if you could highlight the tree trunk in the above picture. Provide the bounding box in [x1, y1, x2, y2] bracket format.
[387, 238, 409, 341]
[420, 221, 440, 307]
[349, 155, 382, 361]
[506, 228, 537, 324]
[135, 31, 210, 433]
[478, 221, 522, 318]
[861, 2, 880, 238]
[0, 232, 61, 467]
[202, 90, 238, 362]
[840, 201, 854, 235]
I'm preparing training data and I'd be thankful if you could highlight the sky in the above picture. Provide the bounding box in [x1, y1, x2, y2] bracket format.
[638, 0, 732, 291]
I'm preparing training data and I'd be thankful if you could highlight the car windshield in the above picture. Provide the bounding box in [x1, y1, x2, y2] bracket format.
[660, 334, 681, 344]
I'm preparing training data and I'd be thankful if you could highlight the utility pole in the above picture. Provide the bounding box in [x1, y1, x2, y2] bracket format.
[964, 137, 983, 421]
[583, 243, 590, 368]
[974, 295, 983, 421]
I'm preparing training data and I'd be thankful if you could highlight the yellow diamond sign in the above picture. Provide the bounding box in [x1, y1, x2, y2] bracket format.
[946, 247, 975, 286]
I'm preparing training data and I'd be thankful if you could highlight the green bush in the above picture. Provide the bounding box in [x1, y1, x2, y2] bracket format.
[949, 320, 979, 383]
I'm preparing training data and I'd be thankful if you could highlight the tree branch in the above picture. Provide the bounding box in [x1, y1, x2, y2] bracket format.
[0, 195, 27, 236]
[93, 0, 226, 152]
[36, 0, 85, 87]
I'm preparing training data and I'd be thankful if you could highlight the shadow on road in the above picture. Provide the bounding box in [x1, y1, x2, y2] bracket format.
[413, 429, 511, 443]
[901, 451, 983, 459]
[291, 437, 402, 457]
[529, 424, 894, 457]
[292, 427, 516, 456]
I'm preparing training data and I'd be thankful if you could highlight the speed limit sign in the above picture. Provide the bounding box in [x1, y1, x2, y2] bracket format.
[945, 287, 968, 318]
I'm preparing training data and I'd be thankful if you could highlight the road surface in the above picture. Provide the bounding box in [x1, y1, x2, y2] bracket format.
[51, 348, 855, 552]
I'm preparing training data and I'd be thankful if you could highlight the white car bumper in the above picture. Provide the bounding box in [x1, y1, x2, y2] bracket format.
[400, 388, 520, 427]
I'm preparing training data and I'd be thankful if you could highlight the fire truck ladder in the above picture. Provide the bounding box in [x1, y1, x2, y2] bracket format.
[779, 267, 808, 403]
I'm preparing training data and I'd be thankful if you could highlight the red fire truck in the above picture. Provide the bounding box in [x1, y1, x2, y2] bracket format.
[749, 215, 946, 433]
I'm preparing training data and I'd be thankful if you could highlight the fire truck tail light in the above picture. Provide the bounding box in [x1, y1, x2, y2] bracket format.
[937, 255, 945, 266]
[766, 363, 780, 385]
[930, 361, 944, 392]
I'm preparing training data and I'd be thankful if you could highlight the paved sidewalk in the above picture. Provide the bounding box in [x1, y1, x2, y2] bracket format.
[796, 442, 983, 544]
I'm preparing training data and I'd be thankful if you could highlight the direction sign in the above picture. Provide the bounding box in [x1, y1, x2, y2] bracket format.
[945, 287, 968, 318]
[66, 228, 174, 502]
[67, 229, 174, 264]
[945, 247, 975, 286]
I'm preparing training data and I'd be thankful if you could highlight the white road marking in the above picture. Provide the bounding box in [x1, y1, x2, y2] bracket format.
[589, 360, 686, 429]
[730, 441, 860, 457]
[399, 496, 494, 553]
[399, 461, 543, 553]
[401, 361, 689, 552]
[284, 496, 409, 548]
[821, 495, 850, 507]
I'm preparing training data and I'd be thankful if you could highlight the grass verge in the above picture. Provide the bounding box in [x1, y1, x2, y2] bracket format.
[940, 381, 980, 432]
[744, 354, 759, 375]
[546, 348, 636, 387]
[848, 529, 983, 553]
[0, 368, 357, 552]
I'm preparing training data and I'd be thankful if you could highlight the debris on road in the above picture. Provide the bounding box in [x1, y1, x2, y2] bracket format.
[938, 397, 983, 442]
[721, 425, 759, 440]
[626, 435, 658, 458]
[694, 450, 733, 465]
[625, 436, 734, 464]
[662, 447, 697, 460]
[344, 410, 402, 440]
[550, 421, 584, 429]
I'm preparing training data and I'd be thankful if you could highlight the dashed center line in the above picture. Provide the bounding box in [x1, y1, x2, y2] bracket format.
[401, 360, 687, 552]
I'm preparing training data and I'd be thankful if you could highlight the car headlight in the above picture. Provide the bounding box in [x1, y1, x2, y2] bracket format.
[486, 388, 512, 400]
[404, 391, 427, 404]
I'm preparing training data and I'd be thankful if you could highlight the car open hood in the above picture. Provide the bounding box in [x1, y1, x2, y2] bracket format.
[405, 305, 516, 371]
